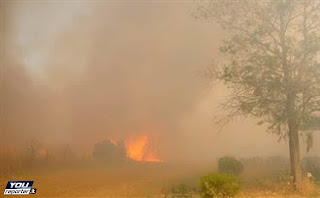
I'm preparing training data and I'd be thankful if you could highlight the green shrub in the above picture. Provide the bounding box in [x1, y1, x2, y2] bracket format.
[302, 156, 320, 181]
[218, 156, 244, 176]
[200, 173, 240, 198]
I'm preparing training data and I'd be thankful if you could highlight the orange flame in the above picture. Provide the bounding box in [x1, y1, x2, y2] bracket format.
[126, 135, 163, 162]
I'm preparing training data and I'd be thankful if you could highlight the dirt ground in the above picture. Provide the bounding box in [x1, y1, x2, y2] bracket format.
[1, 163, 319, 198]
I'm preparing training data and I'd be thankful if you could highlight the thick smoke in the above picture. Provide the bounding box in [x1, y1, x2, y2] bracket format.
[1, 0, 297, 163]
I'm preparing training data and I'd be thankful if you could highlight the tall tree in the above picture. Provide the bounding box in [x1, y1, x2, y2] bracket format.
[197, 0, 320, 189]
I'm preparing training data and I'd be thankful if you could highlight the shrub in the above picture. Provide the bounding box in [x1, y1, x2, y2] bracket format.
[302, 156, 320, 181]
[200, 173, 240, 198]
[163, 183, 197, 198]
[218, 156, 244, 176]
[92, 140, 126, 163]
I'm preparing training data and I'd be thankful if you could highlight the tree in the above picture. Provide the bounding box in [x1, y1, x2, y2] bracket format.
[92, 140, 126, 163]
[196, 0, 320, 190]
[218, 156, 243, 176]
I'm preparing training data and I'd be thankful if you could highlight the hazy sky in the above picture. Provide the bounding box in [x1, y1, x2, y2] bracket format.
[3, 0, 313, 163]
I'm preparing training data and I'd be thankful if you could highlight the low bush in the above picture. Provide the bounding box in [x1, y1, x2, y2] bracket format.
[92, 140, 126, 163]
[218, 156, 244, 176]
[200, 173, 240, 198]
[162, 183, 197, 198]
[302, 156, 320, 181]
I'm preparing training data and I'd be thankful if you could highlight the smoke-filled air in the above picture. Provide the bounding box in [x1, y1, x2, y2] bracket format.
[1, 0, 320, 197]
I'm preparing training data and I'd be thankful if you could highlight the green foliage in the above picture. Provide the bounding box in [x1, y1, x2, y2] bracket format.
[218, 156, 243, 176]
[302, 156, 320, 181]
[200, 173, 240, 198]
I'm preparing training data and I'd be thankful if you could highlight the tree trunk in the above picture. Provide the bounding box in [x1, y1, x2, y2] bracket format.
[287, 93, 302, 190]
[288, 123, 301, 190]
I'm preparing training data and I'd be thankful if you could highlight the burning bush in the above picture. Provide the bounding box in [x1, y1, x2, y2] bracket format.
[125, 135, 163, 163]
[218, 156, 243, 176]
[92, 140, 126, 163]
[200, 173, 240, 198]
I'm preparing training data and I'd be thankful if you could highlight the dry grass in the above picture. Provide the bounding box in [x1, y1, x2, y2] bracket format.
[0, 162, 199, 198]
[0, 158, 319, 198]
